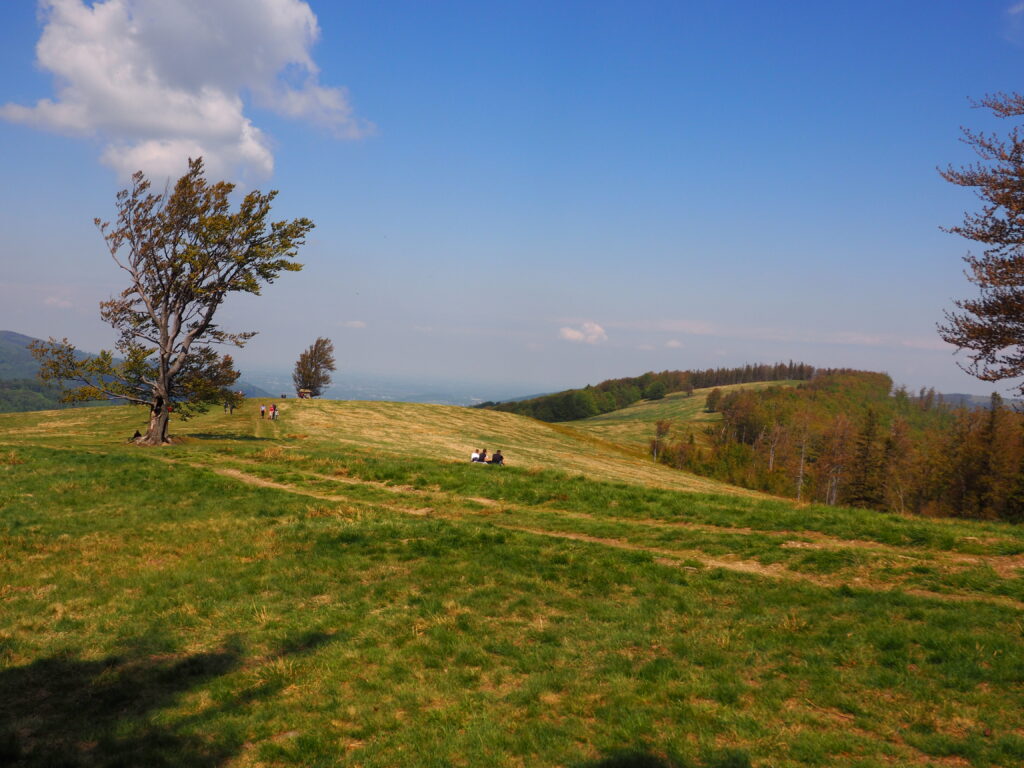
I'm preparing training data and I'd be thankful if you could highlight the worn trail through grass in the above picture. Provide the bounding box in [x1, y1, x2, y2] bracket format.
[5, 401, 1024, 767]
[173, 455, 1024, 610]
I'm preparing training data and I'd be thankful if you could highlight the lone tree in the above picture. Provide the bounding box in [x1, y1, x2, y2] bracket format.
[31, 158, 313, 445]
[292, 337, 336, 397]
[939, 92, 1024, 395]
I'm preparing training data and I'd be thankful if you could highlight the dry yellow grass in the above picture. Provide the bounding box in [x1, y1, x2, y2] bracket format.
[286, 399, 751, 495]
[0, 397, 751, 495]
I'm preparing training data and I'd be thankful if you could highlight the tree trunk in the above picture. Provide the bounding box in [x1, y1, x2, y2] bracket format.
[139, 397, 171, 445]
[796, 436, 806, 502]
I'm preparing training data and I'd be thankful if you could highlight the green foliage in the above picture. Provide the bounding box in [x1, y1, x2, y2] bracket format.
[643, 381, 667, 400]
[704, 388, 722, 412]
[30, 158, 312, 443]
[0, 379, 61, 413]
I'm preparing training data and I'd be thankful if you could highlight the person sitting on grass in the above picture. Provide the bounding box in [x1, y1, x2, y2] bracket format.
[489, 450, 504, 466]
[479, 449, 488, 463]
[470, 448, 481, 462]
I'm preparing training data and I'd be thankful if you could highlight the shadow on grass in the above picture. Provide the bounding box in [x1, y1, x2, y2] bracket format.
[0, 646, 243, 767]
[0, 631, 345, 767]
[578, 754, 683, 768]
[577, 750, 751, 768]
[186, 432, 269, 442]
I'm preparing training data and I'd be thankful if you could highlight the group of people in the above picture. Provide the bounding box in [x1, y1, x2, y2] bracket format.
[470, 448, 504, 465]
[259, 403, 279, 420]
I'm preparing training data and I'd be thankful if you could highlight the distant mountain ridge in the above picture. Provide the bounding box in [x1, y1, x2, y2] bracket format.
[941, 392, 1022, 409]
[0, 330, 272, 412]
[0, 331, 44, 379]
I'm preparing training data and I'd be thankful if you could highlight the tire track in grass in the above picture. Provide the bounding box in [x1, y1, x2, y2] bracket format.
[195, 457, 1024, 578]
[488, 523, 1024, 609]
[186, 461, 1024, 609]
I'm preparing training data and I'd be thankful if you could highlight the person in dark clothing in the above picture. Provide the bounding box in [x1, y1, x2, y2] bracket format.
[489, 450, 504, 466]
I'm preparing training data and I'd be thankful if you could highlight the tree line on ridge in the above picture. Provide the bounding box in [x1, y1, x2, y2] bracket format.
[476, 362, 815, 422]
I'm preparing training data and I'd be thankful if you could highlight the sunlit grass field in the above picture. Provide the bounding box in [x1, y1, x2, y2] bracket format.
[2, 400, 1024, 767]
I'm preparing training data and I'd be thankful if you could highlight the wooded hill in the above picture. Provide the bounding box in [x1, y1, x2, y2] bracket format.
[0, 331, 74, 412]
[477, 361, 816, 422]
[661, 370, 1024, 522]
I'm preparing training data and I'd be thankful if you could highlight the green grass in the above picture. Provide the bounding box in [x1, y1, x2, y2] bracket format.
[567, 382, 800, 450]
[2, 402, 1024, 767]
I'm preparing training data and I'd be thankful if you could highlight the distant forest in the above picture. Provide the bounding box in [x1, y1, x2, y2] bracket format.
[0, 378, 63, 413]
[0, 379, 116, 414]
[477, 361, 816, 422]
[661, 370, 1024, 522]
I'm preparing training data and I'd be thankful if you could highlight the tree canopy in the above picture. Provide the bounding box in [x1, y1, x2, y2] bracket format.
[292, 337, 337, 397]
[939, 92, 1024, 395]
[31, 158, 313, 444]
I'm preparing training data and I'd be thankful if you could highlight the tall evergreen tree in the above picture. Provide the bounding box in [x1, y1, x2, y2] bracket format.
[846, 408, 885, 508]
[939, 93, 1024, 395]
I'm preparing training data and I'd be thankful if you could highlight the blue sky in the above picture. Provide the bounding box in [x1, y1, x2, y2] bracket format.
[2, 0, 1023, 397]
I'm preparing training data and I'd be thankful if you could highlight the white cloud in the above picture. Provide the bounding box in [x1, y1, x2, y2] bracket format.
[559, 321, 608, 345]
[1, 0, 372, 181]
[665, 339, 682, 348]
[341, 320, 367, 328]
[1010, 2, 1024, 15]
[44, 295, 72, 308]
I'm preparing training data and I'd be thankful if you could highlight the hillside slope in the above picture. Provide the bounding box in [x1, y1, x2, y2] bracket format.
[567, 381, 797, 450]
[0, 398, 748, 496]
[3, 400, 1024, 766]
[0, 331, 44, 378]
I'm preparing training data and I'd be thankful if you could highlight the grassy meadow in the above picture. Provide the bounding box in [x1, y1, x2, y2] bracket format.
[567, 382, 795, 451]
[2, 399, 1024, 767]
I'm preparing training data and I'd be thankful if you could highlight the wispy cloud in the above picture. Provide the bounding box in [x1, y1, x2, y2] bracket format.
[340, 320, 367, 329]
[44, 295, 72, 309]
[1, 0, 372, 181]
[605, 318, 951, 352]
[1006, 2, 1024, 43]
[559, 321, 608, 345]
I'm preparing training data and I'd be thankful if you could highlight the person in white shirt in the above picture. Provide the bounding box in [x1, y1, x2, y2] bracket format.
[470, 449, 481, 462]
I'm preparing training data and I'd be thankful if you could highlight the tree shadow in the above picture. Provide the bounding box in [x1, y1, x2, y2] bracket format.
[576, 753, 687, 768]
[575, 750, 751, 768]
[0, 631, 342, 767]
[184, 433, 269, 442]
[0, 647, 240, 767]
